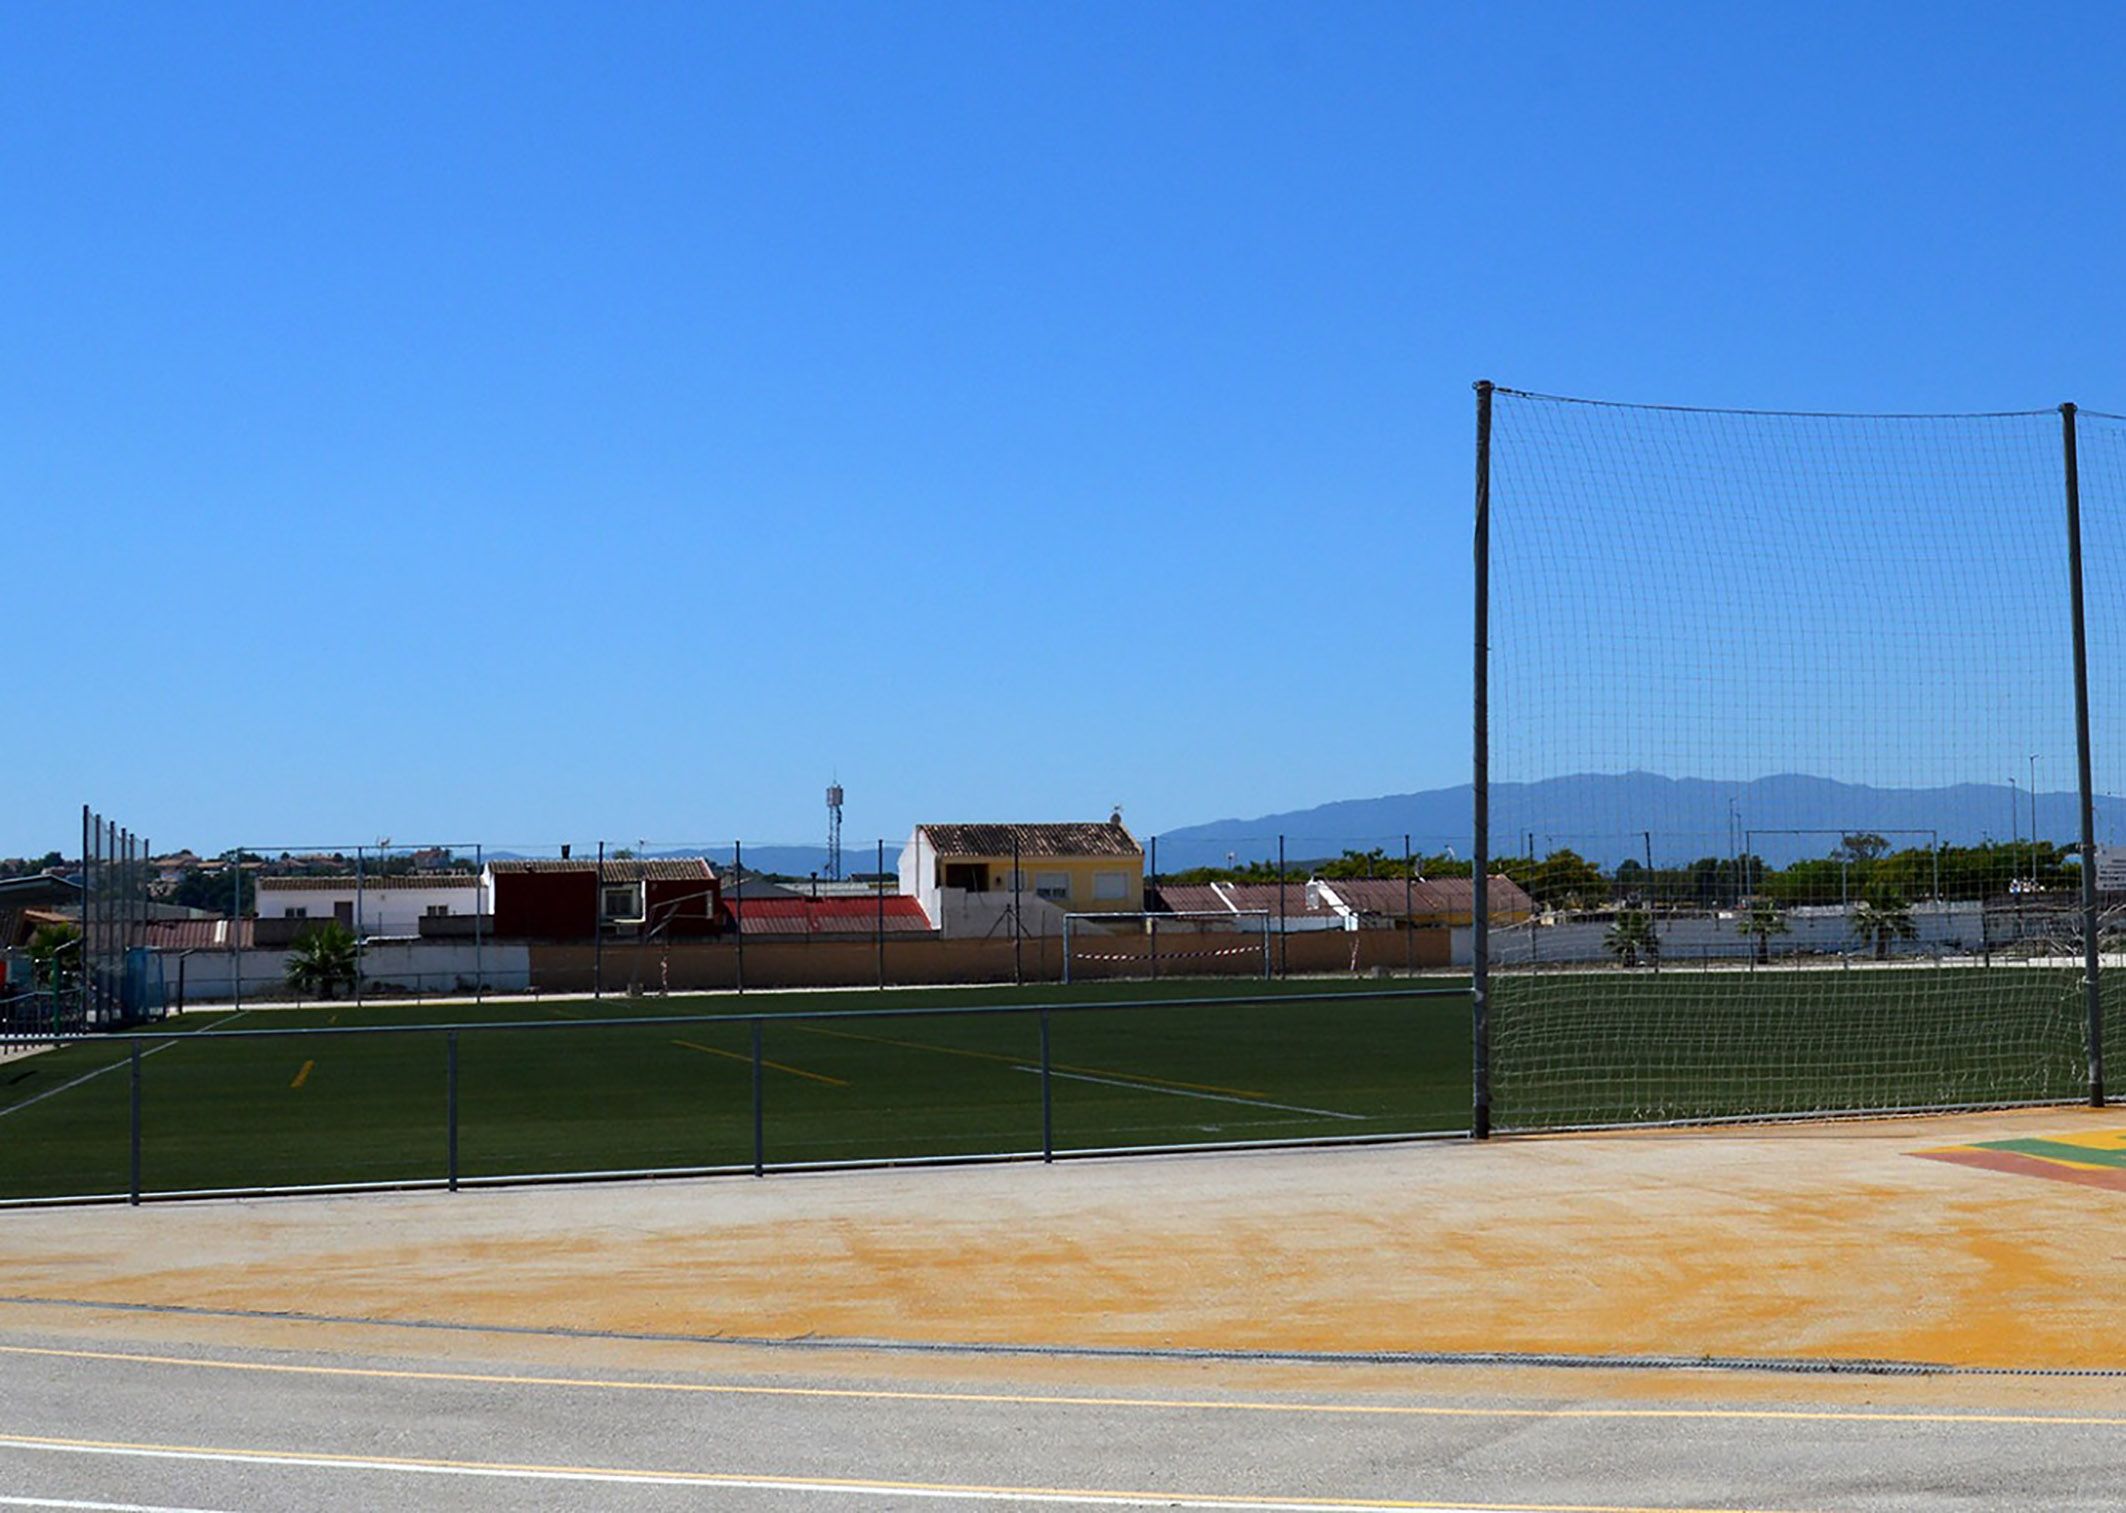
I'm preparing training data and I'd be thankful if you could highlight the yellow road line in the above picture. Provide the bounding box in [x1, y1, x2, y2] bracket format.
[1, 1341, 2122, 1428]
[671, 1039, 848, 1088]
[0, 1428, 1811, 1511]
[289, 1061, 314, 1091]
[796, 1023, 1269, 1100]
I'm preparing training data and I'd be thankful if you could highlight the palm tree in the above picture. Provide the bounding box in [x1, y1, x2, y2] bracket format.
[1604, 908, 1659, 968]
[1737, 899, 1790, 965]
[285, 923, 358, 1000]
[1850, 892, 1918, 961]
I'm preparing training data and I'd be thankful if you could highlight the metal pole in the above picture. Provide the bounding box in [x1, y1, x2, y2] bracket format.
[474, 844, 485, 1004]
[1148, 834, 1159, 981]
[230, 839, 241, 1016]
[750, 1016, 765, 1176]
[1039, 1007, 1053, 1162]
[594, 840, 605, 1000]
[446, 1030, 460, 1191]
[1012, 833, 1023, 987]
[1062, 913, 1072, 985]
[354, 845, 365, 1008]
[876, 839, 886, 990]
[2063, 401, 2104, 1107]
[1276, 835, 1288, 977]
[128, 1037, 142, 1205]
[1404, 834, 1414, 974]
[734, 840, 745, 995]
[1472, 378, 1494, 1140]
[79, 806, 90, 1029]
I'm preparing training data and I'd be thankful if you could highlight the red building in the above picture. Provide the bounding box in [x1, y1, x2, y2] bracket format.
[487, 858, 720, 941]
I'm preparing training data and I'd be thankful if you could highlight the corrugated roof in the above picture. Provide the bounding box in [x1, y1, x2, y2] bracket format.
[729, 896, 932, 935]
[136, 918, 254, 950]
[258, 874, 479, 892]
[918, 822, 1141, 859]
[489, 859, 716, 882]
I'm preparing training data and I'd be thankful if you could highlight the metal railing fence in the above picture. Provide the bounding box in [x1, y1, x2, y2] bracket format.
[0, 985, 1470, 1207]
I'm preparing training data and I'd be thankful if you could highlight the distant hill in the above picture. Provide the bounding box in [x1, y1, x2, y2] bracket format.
[1152, 773, 2125, 871]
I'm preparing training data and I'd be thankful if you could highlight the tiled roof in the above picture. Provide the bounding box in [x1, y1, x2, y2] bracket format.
[258, 874, 479, 892]
[918, 822, 1141, 859]
[489, 859, 716, 882]
[728, 896, 932, 936]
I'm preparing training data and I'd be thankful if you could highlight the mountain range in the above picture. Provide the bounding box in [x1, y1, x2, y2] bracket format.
[1151, 773, 2126, 871]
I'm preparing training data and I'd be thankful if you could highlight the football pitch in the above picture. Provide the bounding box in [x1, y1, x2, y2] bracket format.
[0, 978, 1473, 1201]
[3, 966, 2114, 1202]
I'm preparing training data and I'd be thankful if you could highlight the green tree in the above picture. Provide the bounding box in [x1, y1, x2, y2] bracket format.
[284, 923, 358, 1000]
[1850, 891, 1918, 961]
[27, 921, 81, 991]
[1736, 898, 1790, 964]
[1604, 908, 1659, 968]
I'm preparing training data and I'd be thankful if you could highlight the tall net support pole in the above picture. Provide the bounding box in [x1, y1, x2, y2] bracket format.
[1472, 379, 1493, 1140]
[2064, 401, 2104, 1107]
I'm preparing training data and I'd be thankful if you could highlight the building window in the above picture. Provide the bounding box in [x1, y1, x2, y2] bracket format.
[425, 904, 451, 918]
[1035, 872, 1069, 901]
[602, 884, 644, 922]
[1093, 872, 1129, 901]
[284, 907, 308, 919]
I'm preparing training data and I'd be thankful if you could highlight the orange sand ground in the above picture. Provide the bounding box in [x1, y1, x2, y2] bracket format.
[5, 1106, 2126, 1399]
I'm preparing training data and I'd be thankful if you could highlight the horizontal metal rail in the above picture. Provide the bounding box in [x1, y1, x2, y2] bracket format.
[0, 1126, 1470, 1210]
[17, 986, 1472, 1047]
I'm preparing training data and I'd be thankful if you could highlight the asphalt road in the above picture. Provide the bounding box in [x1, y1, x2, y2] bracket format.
[2, 1318, 2125, 1511]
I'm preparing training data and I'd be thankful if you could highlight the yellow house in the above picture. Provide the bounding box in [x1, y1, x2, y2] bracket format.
[899, 819, 1145, 925]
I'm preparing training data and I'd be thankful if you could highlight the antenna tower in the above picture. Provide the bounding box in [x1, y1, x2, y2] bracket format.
[825, 782, 845, 880]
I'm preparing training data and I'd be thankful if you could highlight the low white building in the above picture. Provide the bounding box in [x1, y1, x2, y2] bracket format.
[253, 874, 487, 938]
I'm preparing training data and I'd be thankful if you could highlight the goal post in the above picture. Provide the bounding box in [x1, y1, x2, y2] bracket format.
[1476, 385, 2115, 1132]
[1061, 911, 1272, 985]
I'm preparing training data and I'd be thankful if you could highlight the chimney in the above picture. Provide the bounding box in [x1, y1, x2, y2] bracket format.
[561, 844, 571, 860]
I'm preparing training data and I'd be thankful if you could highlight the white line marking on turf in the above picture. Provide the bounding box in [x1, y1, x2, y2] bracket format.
[0, 1435, 1783, 1512]
[0, 1013, 250, 1122]
[0, 1497, 235, 1513]
[1012, 1066, 1366, 1120]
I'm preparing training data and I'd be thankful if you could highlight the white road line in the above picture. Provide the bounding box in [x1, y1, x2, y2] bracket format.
[0, 1013, 250, 1122]
[0, 1436, 1734, 1512]
[0, 1499, 235, 1513]
[1012, 1066, 1366, 1120]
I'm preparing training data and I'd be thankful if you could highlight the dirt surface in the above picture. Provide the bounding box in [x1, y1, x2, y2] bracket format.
[4, 1106, 2123, 1376]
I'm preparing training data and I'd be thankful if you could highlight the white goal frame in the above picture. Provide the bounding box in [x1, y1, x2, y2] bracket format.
[1061, 910, 1272, 984]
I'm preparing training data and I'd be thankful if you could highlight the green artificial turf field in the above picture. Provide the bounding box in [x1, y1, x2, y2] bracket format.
[0, 978, 1471, 1200]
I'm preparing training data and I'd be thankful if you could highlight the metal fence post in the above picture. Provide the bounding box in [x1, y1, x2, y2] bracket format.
[1472, 378, 1494, 1139]
[751, 1017, 765, 1176]
[446, 1030, 460, 1191]
[1039, 1007, 1053, 1162]
[474, 843, 485, 1005]
[1148, 835, 1159, 980]
[734, 839, 746, 995]
[594, 841, 605, 1000]
[1012, 834, 1023, 987]
[1277, 835, 1288, 977]
[2063, 401, 2104, 1107]
[877, 839, 887, 990]
[1405, 833, 1414, 975]
[128, 1038, 142, 1205]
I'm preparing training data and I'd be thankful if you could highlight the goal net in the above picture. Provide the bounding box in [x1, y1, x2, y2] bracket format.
[1062, 911, 1271, 983]
[1482, 389, 2111, 1130]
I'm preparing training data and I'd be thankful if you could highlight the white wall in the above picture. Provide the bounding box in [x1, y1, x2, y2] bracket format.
[161, 940, 531, 1005]
[898, 831, 939, 926]
[255, 880, 488, 938]
[936, 888, 1070, 939]
[1451, 902, 1989, 967]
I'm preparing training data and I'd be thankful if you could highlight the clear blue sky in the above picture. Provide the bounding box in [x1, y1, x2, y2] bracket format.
[7, 1, 2126, 857]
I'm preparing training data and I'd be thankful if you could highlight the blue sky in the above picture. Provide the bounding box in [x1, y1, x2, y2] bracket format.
[7, 2, 2126, 857]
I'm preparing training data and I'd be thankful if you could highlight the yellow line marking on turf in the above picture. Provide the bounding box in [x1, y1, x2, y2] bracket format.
[796, 1023, 1270, 1100]
[2, 1342, 2123, 1429]
[670, 1039, 848, 1087]
[0, 1429, 1810, 1511]
[288, 1061, 314, 1091]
